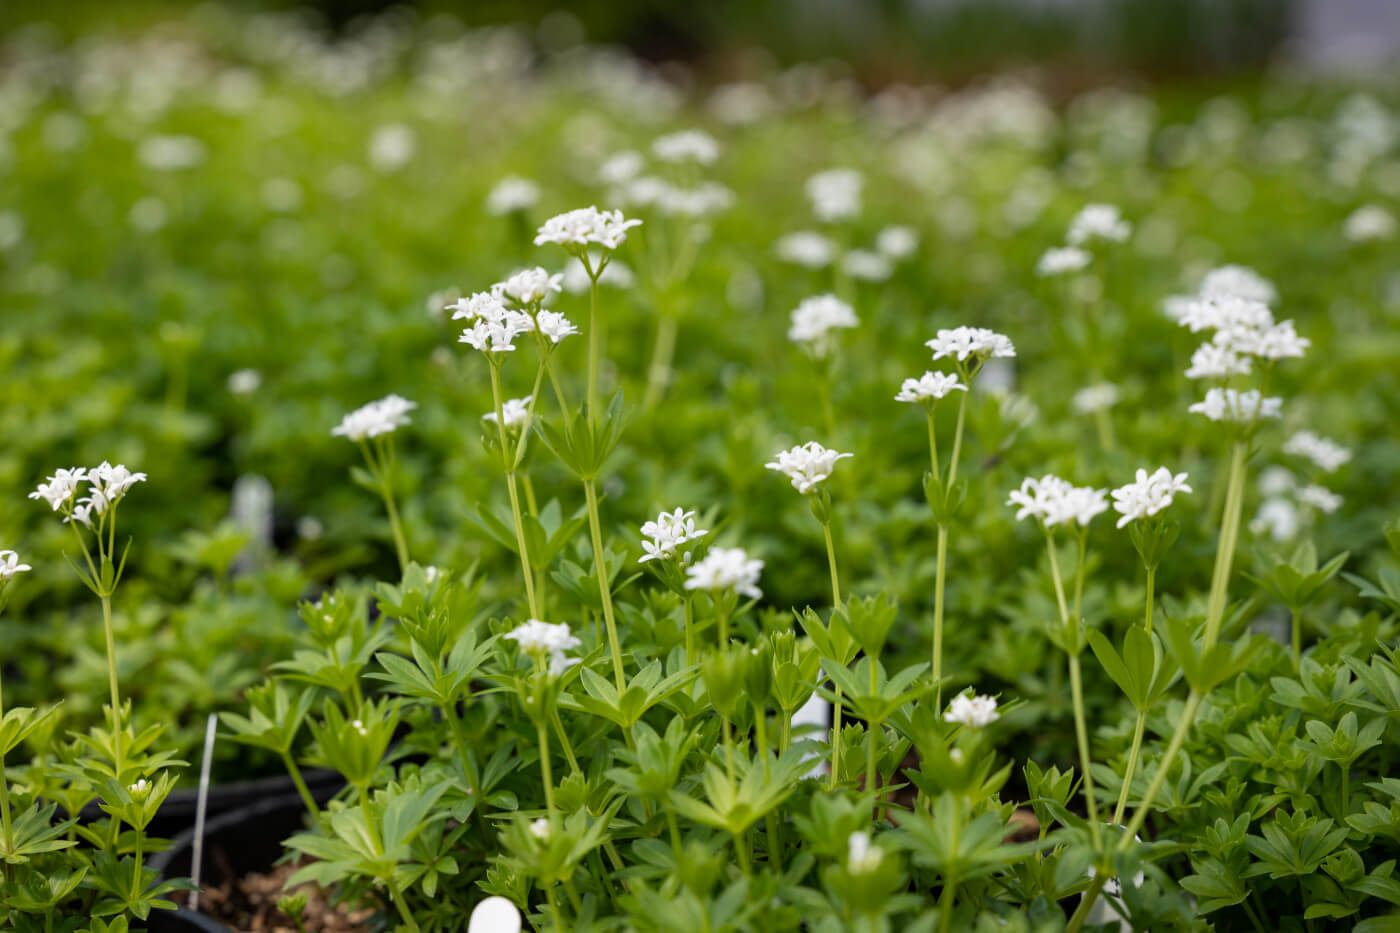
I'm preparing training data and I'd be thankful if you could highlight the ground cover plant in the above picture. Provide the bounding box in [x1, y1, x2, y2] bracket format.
[2, 6, 1400, 931]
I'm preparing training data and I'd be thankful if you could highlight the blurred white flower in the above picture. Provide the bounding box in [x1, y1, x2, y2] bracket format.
[495, 267, 563, 306]
[1198, 264, 1277, 304]
[1344, 204, 1396, 243]
[946, 693, 1000, 728]
[534, 207, 641, 250]
[896, 371, 966, 404]
[1036, 246, 1091, 277]
[652, 129, 719, 165]
[926, 327, 1016, 363]
[1189, 387, 1282, 423]
[486, 176, 540, 215]
[227, 369, 262, 395]
[482, 395, 532, 430]
[505, 619, 581, 677]
[765, 442, 852, 494]
[1066, 203, 1131, 245]
[1282, 431, 1351, 473]
[806, 169, 862, 222]
[875, 225, 918, 260]
[1186, 342, 1252, 380]
[1298, 484, 1343, 514]
[468, 895, 522, 933]
[332, 394, 417, 441]
[847, 831, 884, 874]
[1111, 468, 1192, 528]
[1251, 498, 1300, 541]
[138, 134, 206, 172]
[684, 546, 763, 599]
[775, 230, 836, 268]
[1257, 465, 1297, 496]
[599, 151, 645, 185]
[638, 508, 707, 563]
[787, 294, 858, 358]
[1071, 382, 1119, 414]
[368, 124, 416, 173]
[841, 249, 892, 282]
[0, 550, 32, 581]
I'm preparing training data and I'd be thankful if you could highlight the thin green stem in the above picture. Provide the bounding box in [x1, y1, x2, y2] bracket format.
[1068, 655, 1103, 850]
[947, 392, 969, 486]
[1045, 536, 1071, 626]
[1203, 442, 1248, 650]
[721, 719, 736, 785]
[866, 658, 881, 820]
[1112, 711, 1146, 825]
[643, 312, 679, 409]
[822, 520, 842, 609]
[100, 595, 120, 714]
[1071, 531, 1088, 626]
[358, 784, 384, 855]
[1122, 691, 1202, 843]
[734, 830, 752, 877]
[544, 882, 566, 933]
[683, 596, 695, 665]
[537, 720, 556, 821]
[443, 705, 484, 802]
[280, 751, 322, 821]
[552, 707, 581, 776]
[490, 363, 540, 618]
[1144, 566, 1155, 635]
[583, 479, 626, 691]
[586, 272, 601, 428]
[829, 687, 843, 790]
[926, 409, 941, 482]
[932, 524, 948, 713]
[1292, 609, 1302, 671]
[379, 478, 409, 573]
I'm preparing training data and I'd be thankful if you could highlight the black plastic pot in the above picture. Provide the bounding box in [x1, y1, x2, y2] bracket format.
[146, 790, 325, 933]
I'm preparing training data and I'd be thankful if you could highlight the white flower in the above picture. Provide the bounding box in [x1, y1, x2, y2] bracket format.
[806, 169, 862, 222]
[1066, 203, 1131, 245]
[1282, 431, 1351, 473]
[599, 151, 645, 185]
[787, 294, 859, 358]
[486, 176, 540, 215]
[1199, 264, 1277, 304]
[1189, 388, 1282, 423]
[1258, 466, 1298, 497]
[1071, 382, 1119, 414]
[562, 255, 635, 294]
[1298, 484, 1343, 514]
[684, 547, 763, 600]
[529, 818, 552, 841]
[925, 326, 1016, 363]
[29, 467, 89, 511]
[494, 268, 563, 306]
[368, 124, 416, 173]
[483, 396, 532, 430]
[138, 135, 206, 172]
[1047, 485, 1109, 528]
[652, 129, 720, 165]
[332, 394, 417, 441]
[1007, 474, 1105, 528]
[1186, 342, 1252, 380]
[765, 442, 853, 494]
[453, 292, 535, 353]
[875, 225, 918, 260]
[128, 778, 151, 799]
[1251, 498, 1300, 541]
[504, 619, 582, 677]
[846, 831, 884, 874]
[1111, 468, 1192, 528]
[468, 895, 522, 933]
[533, 207, 642, 250]
[841, 249, 892, 282]
[652, 181, 734, 218]
[946, 693, 1000, 728]
[1247, 320, 1310, 360]
[90, 462, 148, 503]
[1007, 474, 1071, 523]
[775, 230, 837, 268]
[896, 371, 966, 404]
[227, 368, 262, 395]
[535, 310, 580, 344]
[0, 550, 32, 581]
[639, 508, 707, 563]
[1344, 204, 1396, 243]
[1035, 246, 1091, 277]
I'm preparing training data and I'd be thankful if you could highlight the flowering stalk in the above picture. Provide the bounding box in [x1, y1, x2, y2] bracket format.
[356, 437, 410, 573]
[584, 257, 604, 429]
[1047, 533, 1103, 851]
[489, 362, 540, 619]
[582, 479, 626, 691]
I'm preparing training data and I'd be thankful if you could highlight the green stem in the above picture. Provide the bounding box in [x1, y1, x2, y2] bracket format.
[490, 363, 540, 618]
[1068, 654, 1103, 850]
[552, 707, 581, 776]
[0, 670, 12, 860]
[130, 831, 144, 898]
[1291, 609, 1302, 671]
[1071, 531, 1087, 626]
[1143, 565, 1155, 635]
[829, 686, 843, 789]
[683, 596, 695, 666]
[734, 830, 752, 877]
[932, 524, 948, 713]
[280, 751, 322, 821]
[1341, 762, 1350, 819]
[582, 479, 626, 692]
[586, 271, 601, 428]
[926, 409, 941, 482]
[100, 594, 120, 714]
[442, 705, 484, 802]
[1202, 442, 1248, 650]
[379, 477, 409, 574]
[544, 882, 566, 933]
[359, 784, 384, 855]
[1112, 711, 1146, 825]
[938, 874, 958, 933]
[1121, 690, 1203, 843]
[721, 719, 736, 786]
[643, 312, 679, 409]
[1066, 875, 1106, 933]
[1045, 536, 1071, 626]
[947, 392, 968, 487]
[537, 720, 555, 818]
[866, 659, 880, 820]
[822, 520, 842, 608]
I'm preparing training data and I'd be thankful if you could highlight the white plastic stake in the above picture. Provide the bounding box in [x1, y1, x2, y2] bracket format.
[189, 713, 218, 912]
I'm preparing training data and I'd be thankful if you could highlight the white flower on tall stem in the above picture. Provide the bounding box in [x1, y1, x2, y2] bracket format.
[765, 442, 853, 494]
[1007, 474, 1106, 529]
[332, 394, 417, 441]
[1189, 387, 1282, 423]
[787, 294, 858, 358]
[0, 550, 31, 582]
[482, 396, 532, 430]
[493, 267, 563, 307]
[806, 168, 862, 222]
[1036, 245, 1091, 277]
[485, 176, 540, 215]
[453, 292, 535, 355]
[638, 508, 707, 563]
[1071, 382, 1119, 414]
[535, 310, 580, 344]
[533, 206, 641, 251]
[652, 129, 720, 165]
[1186, 342, 1252, 380]
[895, 371, 966, 404]
[775, 230, 836, 268]
[1066, 203, 1131, 245]
[1282, 431, 1351, 473]
[683, 547, 763, 600]
[925, 327, 1016, 365]
[505, 619, 582, 677]
[945, 693, 1000, 728]
[1111, 468, 1192, 528]
[29, 467, 89, 512]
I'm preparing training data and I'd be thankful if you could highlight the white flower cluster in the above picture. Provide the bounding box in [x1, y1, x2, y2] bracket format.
[895, 371, 966, 404]
[485, 176, 540, 215]
[1035, 245, 1091, 277]
[1249, 468, 1344, 541]
[846, 831, 884, 874]
[0, 550, 32, 582]
[684, 546, 763, 600]
[946, 693, 1000, 728]
[1066, 203, 1132, 246]
[1344, 204, 1396, 243]
[1071, 382, 1119, 414]
[493, 267, 563, 306]
[787, 294, 859, 358]
[876, 225, 918, 259]
[1282, 431, 1351, 473]
[652, 129, 720, 165]
[504, 619, 582, 677]
[775, 230, 836, 268]
[30, 462, 149, 528]
[1188, 387, 1282, 423]
[638, 508, 707, 563]
[622, 177, 734, 218]
[1110, 468, 1192, 528]
[1007, 474, 1108, 528]
[925, 327, 1016, 363]
[766, 442, 853, 494]
[332, 394, 417, 441]
[453, 292, 535, 354]
[482, 395, 532, 430]
[806, 168, 862, 222]
[841, 249, 892, 282]
[533, 207, 641, 250]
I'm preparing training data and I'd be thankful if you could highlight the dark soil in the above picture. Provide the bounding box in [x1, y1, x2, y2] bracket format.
[172, 856, 372, 933]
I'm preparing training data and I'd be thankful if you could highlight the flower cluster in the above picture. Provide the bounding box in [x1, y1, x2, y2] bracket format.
[1071, 382, 1119, 414]
[30, 462, 149, 528]
[533, 206, 641, 250]
[925, 327, 1016, 364]
[684, 547, 763, 600]
[332, 394, 417, 441]
[765, 442, 853, 494]
[638, 508, 707, 563]
[504, 619, 582, 677]
[1110, 468, 1192, 528]
[1188, 387, 1282, 423]
[485, 176, 540, 215]
[493, 267, 563, 307]
[1007, 474, 1108, 528]
[1283, 430, 1351, 473]
[806, 168, 862, 222]
[482, 396, 532, 430]
[1035, 245, 1091, 277]
[775, 230, 836, 268]
[787, 294, 859, 358]
[453, 292, 535, 354]
[1066, 203, 1132, 245]
[652, 129, 720, 165]
[946, 693, 1000, 728]
[895, 371, 966, 404]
